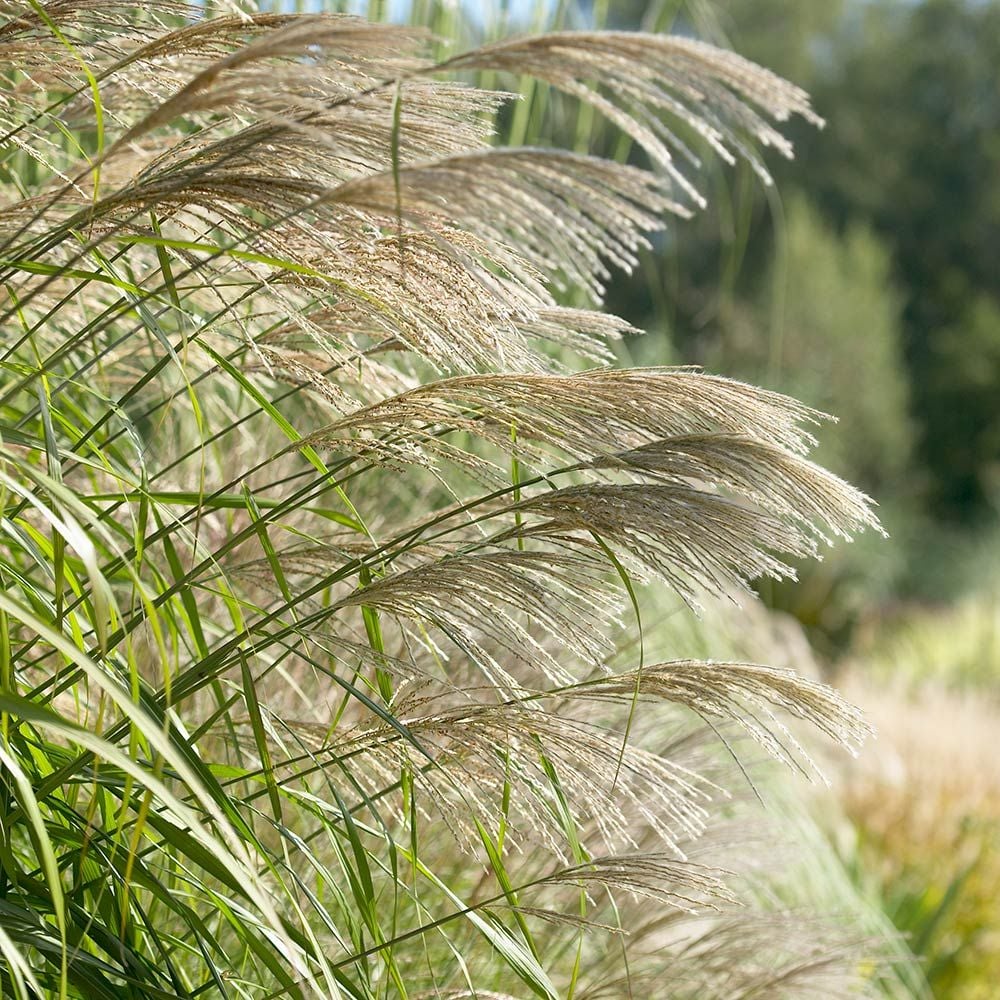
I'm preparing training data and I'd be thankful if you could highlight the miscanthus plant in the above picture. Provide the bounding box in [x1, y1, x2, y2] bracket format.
[0, 4, 892, 998]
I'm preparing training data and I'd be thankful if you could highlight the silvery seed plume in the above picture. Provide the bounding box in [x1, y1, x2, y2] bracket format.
[597, 433, 883, 544]
[505, 483, 815, 607]
[334, 550, 622, 688]
[302, 369, 830, 467]
[256, 228, 548, 373]
[101, 15, 434, 152]
[565, 660, 872, 781]
[412, 994, 520, 1000]
[312, 693, 722, 857]
[576, 915, 883, 1000]
[539, 852, 737, 913]
[444, 31, 823, 205]
[332, 149, 687, 301]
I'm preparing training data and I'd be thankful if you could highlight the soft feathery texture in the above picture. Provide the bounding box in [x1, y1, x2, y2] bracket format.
[0, 5, 907, 998]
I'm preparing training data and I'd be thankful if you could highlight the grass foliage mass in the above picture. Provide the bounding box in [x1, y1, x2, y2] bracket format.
[0, 3, 901, 997]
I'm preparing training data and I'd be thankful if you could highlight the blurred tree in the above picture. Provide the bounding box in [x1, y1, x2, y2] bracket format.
[685, 0, 844, 84]
[795, 0, 1000, 522]
[925, 294, 1000, 514]
[719, 196, 915, 655]
[721, 196, 913, 497]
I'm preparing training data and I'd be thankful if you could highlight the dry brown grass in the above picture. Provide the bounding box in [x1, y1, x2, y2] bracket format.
[839, 673, 1000, 999]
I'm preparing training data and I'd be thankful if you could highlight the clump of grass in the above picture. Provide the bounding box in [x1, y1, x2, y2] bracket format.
[0, 4, 891, 997]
